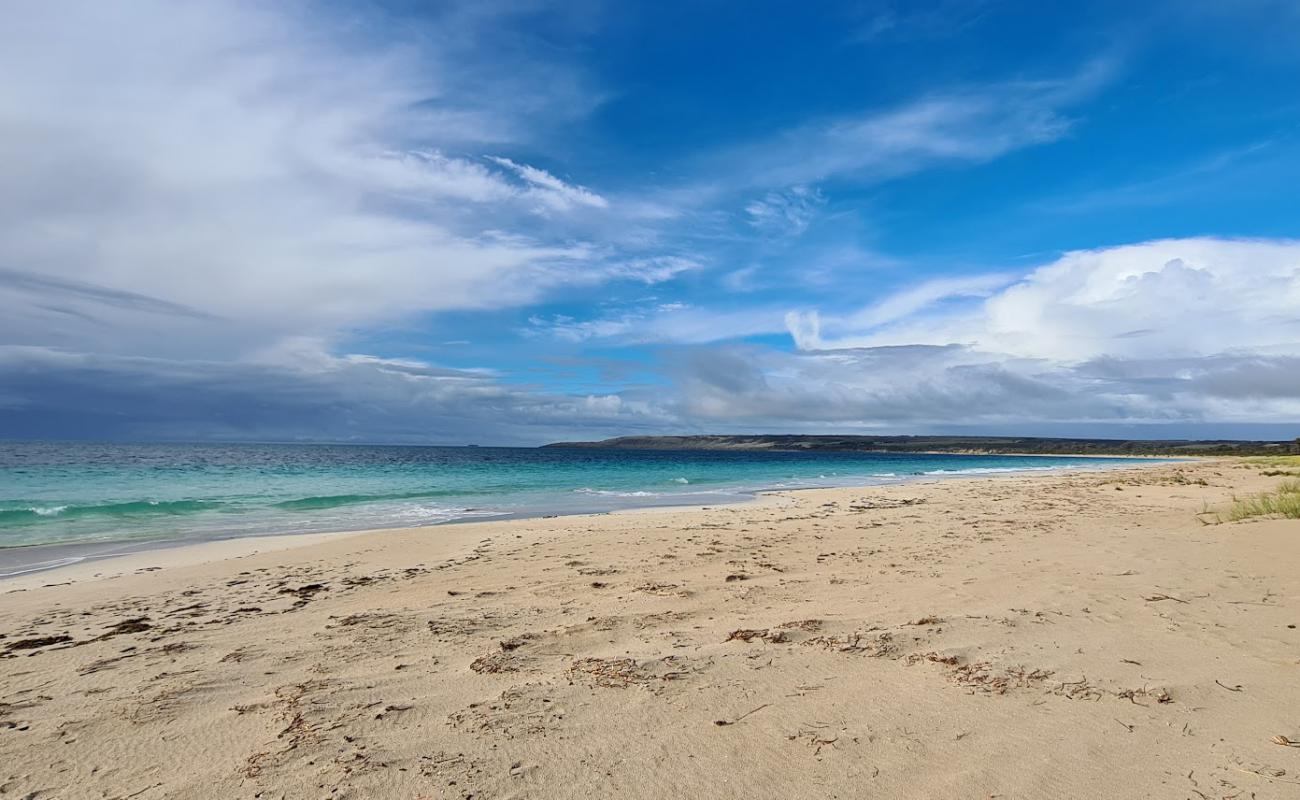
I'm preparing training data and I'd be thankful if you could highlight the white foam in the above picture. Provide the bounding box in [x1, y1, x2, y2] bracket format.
[0, 555, 86, 578]
[386, 504, 505, 523]
[922, 466, 1061, 476]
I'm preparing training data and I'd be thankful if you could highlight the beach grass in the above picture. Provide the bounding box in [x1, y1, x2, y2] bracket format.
[1226, 478, 1300, 521]
[1246, 454, 1300, 467]
[1242, 455, 1300, 478]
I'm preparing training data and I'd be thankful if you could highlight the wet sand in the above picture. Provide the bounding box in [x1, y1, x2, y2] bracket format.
[2, 459, 1298, 798]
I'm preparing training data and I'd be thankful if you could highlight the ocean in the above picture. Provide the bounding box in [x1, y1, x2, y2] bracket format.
[0, 442, 1149, 575]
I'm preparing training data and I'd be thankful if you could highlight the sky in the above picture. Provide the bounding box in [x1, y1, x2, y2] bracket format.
[1, 0, 1299, 445]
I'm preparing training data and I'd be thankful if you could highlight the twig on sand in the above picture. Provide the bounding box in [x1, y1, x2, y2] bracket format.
[1144, 594, 1189, 604]
[1234, 767, 1300, 785]
[108, 784, 163, 800]
[715, 703, 771, 727]
[1114, 719, 1134, 733]
[1214, 680, 1244, 692]
[1271, 734, 1300, 747]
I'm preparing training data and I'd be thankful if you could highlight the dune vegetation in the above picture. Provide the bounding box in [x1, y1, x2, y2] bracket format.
[1226, 477, 1300, 521]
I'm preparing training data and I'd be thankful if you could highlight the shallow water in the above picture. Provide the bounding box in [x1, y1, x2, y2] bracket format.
[0, 442, 1154, 558]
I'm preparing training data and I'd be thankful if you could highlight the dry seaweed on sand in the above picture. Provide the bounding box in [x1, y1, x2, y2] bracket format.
[470, 652, 525, 674]
[3, 634, 74, 651]
[725, 628, 788, 644]
[566, 655, 693, 688]
[96, 617, 152, 639]
[802, 631, 896, 657]
[778, 619, 823, 631]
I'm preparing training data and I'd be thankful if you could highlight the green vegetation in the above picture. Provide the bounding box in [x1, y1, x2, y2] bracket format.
[1246, 454, 1300, 465]
[1245, 455, 1300, 477]
[1246, 455, 1300, 477]
[1226, 479, 1300, 522]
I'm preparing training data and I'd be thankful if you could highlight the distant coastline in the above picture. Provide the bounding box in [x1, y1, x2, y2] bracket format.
[543, 434, 1300, 457]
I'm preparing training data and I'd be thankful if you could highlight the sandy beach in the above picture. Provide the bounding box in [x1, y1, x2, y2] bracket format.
[2, 459, 1298, 798]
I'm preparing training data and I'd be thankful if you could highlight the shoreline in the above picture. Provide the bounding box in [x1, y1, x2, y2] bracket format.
[2, 457, 1296, 798]
[0, 457, 1175, 586]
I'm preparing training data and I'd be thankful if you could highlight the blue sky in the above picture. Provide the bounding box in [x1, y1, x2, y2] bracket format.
[1, 0, 1298, 444]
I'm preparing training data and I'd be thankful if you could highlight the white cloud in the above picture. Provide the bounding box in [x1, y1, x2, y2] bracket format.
[603, 256, 702, 284]
[698, 238, 1300, 427]
[784, 310, 823, 351]
[8, 237, 1300, 439]
[720, 266, 761, 292]
[744, 186, 825, 235]
[706, 59, 1115, 192]
[840, 238, 1300, 361]
[2, 3, 1292, 442]
[531, 304, 786, 344]
[486, 156, 610, 212]
[848, 273, 1016, 329]
[529, 313, 638, 343]
[479, 237, 1300, 431]
[784, 273, 1017, 349]
[0, 1, 617, 361]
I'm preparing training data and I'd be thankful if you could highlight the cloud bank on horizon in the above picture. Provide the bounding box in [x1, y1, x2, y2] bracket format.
[2, 0, 1298, 444]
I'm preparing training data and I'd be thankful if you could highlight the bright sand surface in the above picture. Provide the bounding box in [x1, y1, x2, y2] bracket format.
[2, 459, 1298, 798]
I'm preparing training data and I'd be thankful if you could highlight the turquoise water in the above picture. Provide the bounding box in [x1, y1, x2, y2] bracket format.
[1, 442, 1148, 556]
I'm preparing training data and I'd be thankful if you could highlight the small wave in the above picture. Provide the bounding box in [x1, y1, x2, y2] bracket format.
[275, 493, 387, 510]
[383, 505, 506, 523]
[572, 487, 663, 498]
[0, 505, 69, 522]
[921, 466, 1060, 476]
[0, 499, 220, 525]
[0, 555, 87, 578]
[272, 488, 482, 511]
[671, 477, 690, 484]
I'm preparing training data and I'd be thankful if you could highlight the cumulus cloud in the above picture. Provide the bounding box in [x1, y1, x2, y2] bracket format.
[819, 238, 1300, 360]
[677, 239, 1300, 429]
